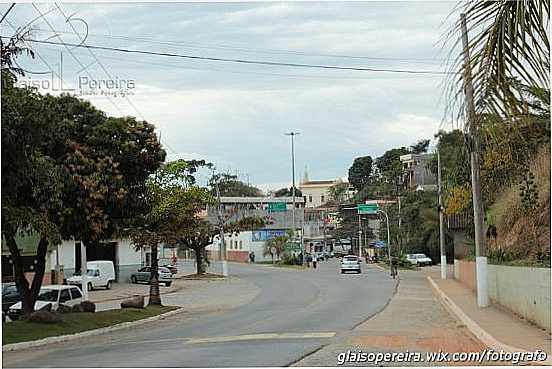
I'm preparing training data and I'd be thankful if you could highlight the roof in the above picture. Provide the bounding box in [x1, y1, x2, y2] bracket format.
[399, 153, 434, 162]
[219, 196, 305, 204]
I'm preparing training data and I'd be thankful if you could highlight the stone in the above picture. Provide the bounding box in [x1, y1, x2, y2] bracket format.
[80, 300, 96, 313]
[121, 295, 145, 309]
[56, 304, 72, 314]
[28, 311, 62, 324]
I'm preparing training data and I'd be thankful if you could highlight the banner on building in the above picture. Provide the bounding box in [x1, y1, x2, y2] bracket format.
[252, 230, 288, 242]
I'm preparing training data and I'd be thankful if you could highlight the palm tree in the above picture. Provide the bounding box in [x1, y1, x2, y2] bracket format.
[447, 1, 550, 118]
[264, 236, 289, 263]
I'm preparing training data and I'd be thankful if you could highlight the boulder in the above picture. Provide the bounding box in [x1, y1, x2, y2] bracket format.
[71, 304, 84, 313]
[121, 295, 144, 309]
[38, 303, 52, 312]
[80, 300, 96, 313]
[28, 311, 62, 324]
[56, 304, 72, 314]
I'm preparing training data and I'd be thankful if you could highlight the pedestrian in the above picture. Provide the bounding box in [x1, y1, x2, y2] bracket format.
[306, 253, 312, 268]
[312, 254, 318, 269]
[298, 252, 303, 266]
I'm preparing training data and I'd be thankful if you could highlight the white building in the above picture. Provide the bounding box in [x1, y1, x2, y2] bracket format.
[299, 174, 354, 208]
[399, 153, 437, 191]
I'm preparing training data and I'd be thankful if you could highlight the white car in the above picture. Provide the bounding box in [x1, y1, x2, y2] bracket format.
[406, 253, 432, 266]
[67, 260, 116, 291]
[341, 255, 361, 274]
[7, 285, 83, 320]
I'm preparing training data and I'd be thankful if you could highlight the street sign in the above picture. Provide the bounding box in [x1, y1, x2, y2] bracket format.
[375, 240, 386, 248]
[357, 203, 379, 214]
[268, 202, 287, 212]
[284, 242, 301, 252]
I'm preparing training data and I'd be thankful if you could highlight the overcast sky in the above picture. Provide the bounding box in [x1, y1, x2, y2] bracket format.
[3, 2, 460, 191]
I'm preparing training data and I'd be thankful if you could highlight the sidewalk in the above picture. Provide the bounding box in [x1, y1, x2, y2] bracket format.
[294, 267, 485, 366]
[425, 266, 551, 356]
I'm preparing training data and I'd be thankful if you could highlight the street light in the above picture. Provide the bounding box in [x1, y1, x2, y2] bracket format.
[377, 209, 392, 276]
[285, 132, 300, 257]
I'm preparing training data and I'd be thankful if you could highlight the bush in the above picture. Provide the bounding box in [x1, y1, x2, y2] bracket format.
[80, 301, 96, 313]
[28, 311, 62, 324]
[56, 304, 72, 314]
[71, 304, 84, 313]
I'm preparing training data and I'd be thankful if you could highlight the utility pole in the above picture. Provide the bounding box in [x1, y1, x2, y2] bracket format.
[377, 209, 392, 276]
[215, 176, 228, 277]
[398, 195, 401, 255]
[461, 13, 488, 307]
[438, 150, 447, 280]
[357, 214, 363, 259]
[285, 132, 300, 257]
[80, 242, 88, 300]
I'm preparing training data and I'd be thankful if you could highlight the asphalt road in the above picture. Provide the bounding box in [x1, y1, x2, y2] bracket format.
[3, 259, 397, 368]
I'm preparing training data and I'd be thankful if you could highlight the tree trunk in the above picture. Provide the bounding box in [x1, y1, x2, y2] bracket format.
[5, 231, 49, 316]
[194, 248, 205, 274]
[148, 244, 162, 306]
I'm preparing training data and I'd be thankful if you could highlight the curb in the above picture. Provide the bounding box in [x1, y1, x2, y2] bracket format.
[2, 307, 186, 352]
[427, 276, 552, 366]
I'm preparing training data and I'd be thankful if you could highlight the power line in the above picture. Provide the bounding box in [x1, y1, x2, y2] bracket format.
[2, 24, 448, 65]
[0, 3, 16, 24]
[10, 36, 456, 75]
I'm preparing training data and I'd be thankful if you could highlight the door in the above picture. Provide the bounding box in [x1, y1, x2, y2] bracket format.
[69, 287, 83, 305]
[138, 267, 150, 282]
[59, 288, 73, 308]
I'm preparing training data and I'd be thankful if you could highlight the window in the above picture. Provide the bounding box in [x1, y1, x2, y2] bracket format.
[70, 287, 82, 299]
[59, 289, 71, 303]
[309, 195, 312, 202]
[239, 240, 243, 249]
[321, 195, 325, 203]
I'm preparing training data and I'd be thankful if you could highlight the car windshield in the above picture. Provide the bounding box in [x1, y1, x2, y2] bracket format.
[343, 257, 358, 262]
[86, 269, 99, 276]
[37, 289, 59, 302]
[416, 254, 427, 259]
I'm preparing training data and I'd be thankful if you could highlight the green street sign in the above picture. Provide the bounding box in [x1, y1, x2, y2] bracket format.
[284, 242, 301, 252]
[358, 203, 378, 214]
[268, 202, 287, 212]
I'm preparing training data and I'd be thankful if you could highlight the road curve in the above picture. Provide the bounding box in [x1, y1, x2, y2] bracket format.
[3, 259, 397, 368]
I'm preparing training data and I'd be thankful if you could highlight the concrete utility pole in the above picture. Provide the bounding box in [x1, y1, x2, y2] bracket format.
[215, 178, 228, 277]
[285, 132, 300, 255]
[80, 242, 88, 300]
[437, 150, 447, 280]
[357, 214, 363, 259]
[378, 209, 392, 276]
[461, 13, 488, 307]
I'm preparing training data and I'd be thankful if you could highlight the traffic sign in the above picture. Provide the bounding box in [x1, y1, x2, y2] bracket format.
[357, 203, 379, 214]
[284, 242, 301, 252]
[375, 240, 386, 248]
[268, 202, 287, 212]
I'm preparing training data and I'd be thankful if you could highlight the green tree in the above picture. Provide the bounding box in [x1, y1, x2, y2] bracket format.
[410, 139, 430, 154]
[264, 235, 289, 263]
[208, 173, 263, 197]
[448, 1, 549, 117]
[328, 182, 349, 203]
[274, 186, 302, 197]
[375, 147, 409, 183]
[348, 156, 373, 191]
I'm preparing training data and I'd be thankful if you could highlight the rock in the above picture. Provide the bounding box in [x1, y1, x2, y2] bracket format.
[71, 304, 84, 313]
[28, 311, 62, 324]
[80, 300, 96, 313]
[121, 295, 144, 309]
[56, 304, 72, 314]
[38, 303, 52, 312]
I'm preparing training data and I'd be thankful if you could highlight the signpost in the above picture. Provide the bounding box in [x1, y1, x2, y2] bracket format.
[357, 203, 379, 214]
[268, 202, 287, 212]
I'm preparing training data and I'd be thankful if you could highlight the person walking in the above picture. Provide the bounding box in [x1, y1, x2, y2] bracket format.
[312, 254, 318, 269]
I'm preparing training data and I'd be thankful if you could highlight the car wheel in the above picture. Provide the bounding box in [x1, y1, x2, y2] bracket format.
[87, 282, 93, 291]
[165, 282, 172, 287]
[8, 314, 19, 321]
[106, 280, 112, 290]
[341, 270, 345, 274]
[131, 276, 137, 284]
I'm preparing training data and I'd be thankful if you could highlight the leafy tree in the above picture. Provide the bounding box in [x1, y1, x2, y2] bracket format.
[127, 160, 209, 305]
[274, 186, 302, 197]
[447, 1, 549, 117]
[348, 156, 373, 191]
[410, 139, 430, 154]
[208, 173, 263, 197]
[2, 42, 165, 314]
[375, 147, 409, 183]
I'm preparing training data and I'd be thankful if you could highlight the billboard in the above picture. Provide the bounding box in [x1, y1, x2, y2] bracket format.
[252, 230, 288, 242]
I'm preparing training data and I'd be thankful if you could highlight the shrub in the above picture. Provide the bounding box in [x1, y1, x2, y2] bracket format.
[56, 304, 72, 314]
[80, 301, 96, 313]
[71, 304, 84, 313]
[28, 311, 62, 324]
[121, 296, 144, 309]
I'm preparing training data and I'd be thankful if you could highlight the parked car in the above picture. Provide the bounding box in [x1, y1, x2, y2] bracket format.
[341, 255, 361, 274]
[7, 285, 83, 321]
[67, 260, 116, 291]
[160, 263, 178, 275]
[2, 283, 20, 313]
[130, 266, 172, 286]
[406, 253, 433, 266]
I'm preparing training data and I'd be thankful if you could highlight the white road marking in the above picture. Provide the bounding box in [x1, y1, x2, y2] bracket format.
[186, 332, 336, 344]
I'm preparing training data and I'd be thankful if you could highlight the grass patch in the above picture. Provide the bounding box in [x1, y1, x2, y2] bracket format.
[3, 305, 177, 345]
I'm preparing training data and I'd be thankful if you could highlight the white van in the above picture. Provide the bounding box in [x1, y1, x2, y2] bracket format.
[67, 260, 116, 290]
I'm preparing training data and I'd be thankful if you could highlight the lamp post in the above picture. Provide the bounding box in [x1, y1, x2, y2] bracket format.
[285, 132, 300, 257]
[377, 209, 392, 276]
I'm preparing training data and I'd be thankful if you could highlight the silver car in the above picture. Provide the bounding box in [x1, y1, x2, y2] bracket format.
[131, 266, 173, 287]
[341, 255, 361, 274]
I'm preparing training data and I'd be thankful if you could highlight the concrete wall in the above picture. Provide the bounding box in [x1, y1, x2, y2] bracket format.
[454, 259, 551, 331]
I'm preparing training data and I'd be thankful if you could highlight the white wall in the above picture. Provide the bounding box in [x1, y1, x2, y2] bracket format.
[301, 186, 330, 208]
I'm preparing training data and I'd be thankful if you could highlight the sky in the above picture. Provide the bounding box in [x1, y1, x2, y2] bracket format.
[2, 1, 461, 191]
